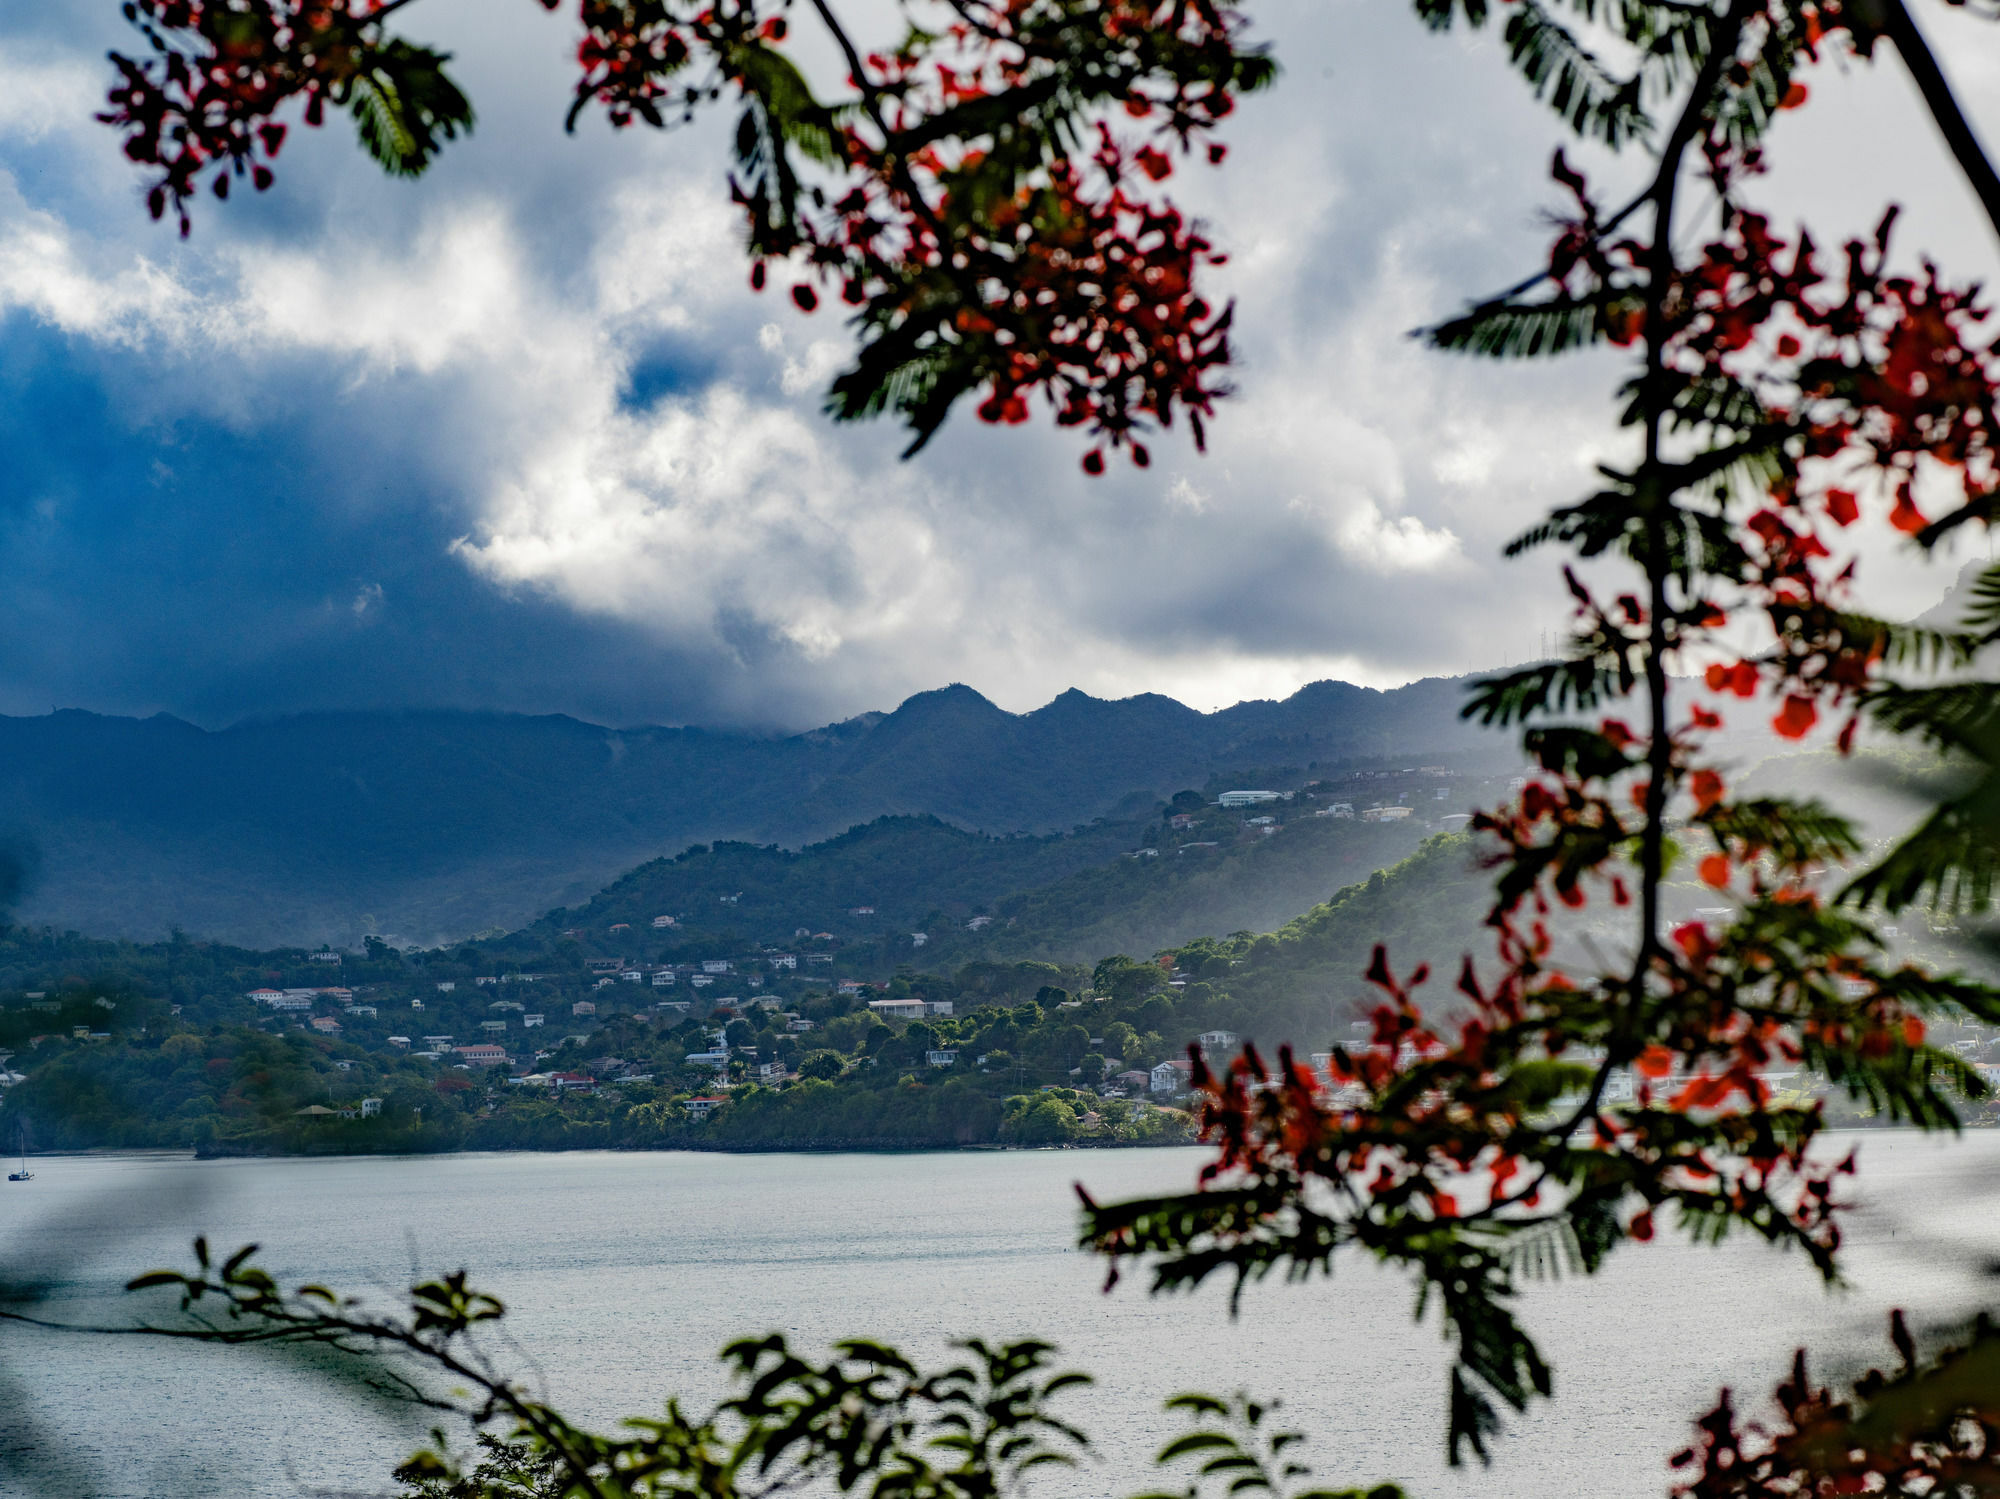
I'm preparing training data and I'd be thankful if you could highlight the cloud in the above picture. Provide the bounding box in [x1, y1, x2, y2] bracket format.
[0, 0, 1995, 729]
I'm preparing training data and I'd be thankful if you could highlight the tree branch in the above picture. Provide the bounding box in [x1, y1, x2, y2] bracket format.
[1881, 0, 2000, 246]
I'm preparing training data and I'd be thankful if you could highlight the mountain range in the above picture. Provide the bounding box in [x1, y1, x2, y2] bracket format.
[0, 675, 1506, 947]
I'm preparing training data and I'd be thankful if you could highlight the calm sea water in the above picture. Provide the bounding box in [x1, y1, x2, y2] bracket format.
[2, 1135, 1998, 1499]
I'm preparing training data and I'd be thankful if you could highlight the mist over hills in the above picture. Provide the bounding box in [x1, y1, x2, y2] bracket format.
[0, 675, 1503, 947]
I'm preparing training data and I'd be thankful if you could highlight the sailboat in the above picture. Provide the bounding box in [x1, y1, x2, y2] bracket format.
[7, 1132, 29, 1182]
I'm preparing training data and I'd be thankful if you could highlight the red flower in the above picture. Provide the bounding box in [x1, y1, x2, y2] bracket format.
[1773, 696, 1819, 739]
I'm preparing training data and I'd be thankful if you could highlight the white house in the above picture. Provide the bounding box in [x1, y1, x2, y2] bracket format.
[686, 1096, 726, 1120]
[522, 1014, 545, 1028]
[1151, 1059, 1194, 1094]
[651, 969, 676, 986]
[1315, 803, 1355, 819]
[684, 1049, 730, 1069]
[768, 953, 798, 970]
[702, 959, 732, 974]
[309, 951, 342, 964]
[1218, 790, 1281, 808]
[652, 914, 678, 928]
[1197, 1030, 1239, 1051]
[436, 981, 456, 993]
[926, 1050, 958, 1068]
[868, 998, 929, 1023]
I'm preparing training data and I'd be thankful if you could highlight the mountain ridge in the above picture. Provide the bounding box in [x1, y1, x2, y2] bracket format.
[0, 674, 1505, 947]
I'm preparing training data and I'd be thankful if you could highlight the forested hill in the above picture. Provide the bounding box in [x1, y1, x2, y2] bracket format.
[0, 677, 1504, 947]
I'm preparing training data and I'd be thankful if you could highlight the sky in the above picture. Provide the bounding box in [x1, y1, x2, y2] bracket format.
[3, 4, 2000, 732]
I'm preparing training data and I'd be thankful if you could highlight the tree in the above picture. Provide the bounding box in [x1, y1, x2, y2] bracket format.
[1076, 0, 2000, 1471]
[61, 0, 2000, 1490]
[796, 1049, 844, 1081]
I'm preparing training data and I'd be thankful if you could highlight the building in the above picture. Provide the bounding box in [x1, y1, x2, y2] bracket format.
[480, 1020, 508, 1034]
[621, 969, 644, 983]
[652, 914, 678, 928]
[868, 998, 929, 1023]
[436, 981, 456, 993]
[786, 1016, 815, 1033]
[1315, 803, 1355, 819]
[684, 1049, 730, 1069]
[586, 958, 622, 974]
[1168, 813, 1197, 829]
[926, 1050, 958, 1068]
[454, 1043, 509, 1066]
[522, 1014, 545, 1028]
[910, 933, 929, 947]
[1151, 1059, 1194, 1094]
[1361, 806, 1413, 822]
[1116, 1069, 1151, 1092]
[573, 1001, 597, 1017]
[1218, 790, 1281, 808]
[965, 916, 993, 930]
[768, 953, 798, 970]
[685, 1096, 726, 1121]
[388, 1035, 411, 1048]
[651, 969, 676, 986]
[309, 1016, 342, 1035]
[1197, 1030, 1239, 1051]
[423, 1034, 455, 1047]
[360, 1098, 382, 1118]
[475, 975, 498, 987]
[609, 923, 631, 932]
[702, 959, 732, 974]
[309, 951, 342, 964]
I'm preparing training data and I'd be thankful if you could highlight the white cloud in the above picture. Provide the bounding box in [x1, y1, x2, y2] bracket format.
[4, 0, 1998, 727]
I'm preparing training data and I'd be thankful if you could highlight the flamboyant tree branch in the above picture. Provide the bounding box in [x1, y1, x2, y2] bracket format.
[1880, 0, 2000, 246]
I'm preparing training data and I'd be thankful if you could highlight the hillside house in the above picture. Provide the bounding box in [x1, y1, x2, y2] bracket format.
[309, 1017, 342, 1035]
[480, 1020, 508, 1033]
[609, 923, 631, 932]
[686, 1096, 726, 1121]
[1150, 1059, 1193, 1094]
[436, 981, 456, 993]
[522, 1014, 545, 1027]
[684, 1049, 729, 1069]
[868, 998, 928, 1023]
[651, 969, 675, 986]
[965, 915, 993, 930]
[1218, 790, 1280, 808]
[651, 914, 678, 928]
[310, 951, 341, 964]
[1361, 806, 1413, 822]
[926, 1050, 958, 1068]
[454, 1043, 508, 1066]
[1198, 1030, 1239, 1051]
[573, 1001, 597, 1017]
[1116, 1069, 1151, 1092]
[768, 953, 797, 969]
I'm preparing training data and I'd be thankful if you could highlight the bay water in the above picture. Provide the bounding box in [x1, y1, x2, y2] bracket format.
[2, 1134, 1998, 1499]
